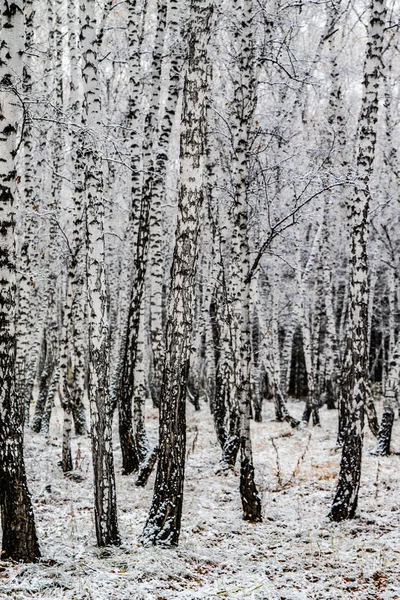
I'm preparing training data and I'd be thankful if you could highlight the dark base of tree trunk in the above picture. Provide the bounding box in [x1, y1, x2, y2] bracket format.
[212, 381, 228, 449]
[61, 451, 73, 473]
[151, 396, 160, 409]
[23, 386, 35, 426]
[119, 430, 139, 475]
[214, 419, 227, 450]
[141, 512, 181, 547]
[274, 399, 284, 422]
[252, 398, 262, 422]
[94, 508, 121, 548]
[301, 406, 311, 426]
[219, 407, 240, 468]
[141, 476, 184, 547]
[31, 397, 48, 433]
[1, 479, 41, 562]
[32, 365, 54, 433]
[135, 446, 159, 487]
[301, 403, 320, 427]
[325, 380, 336, 410]
[328, 422, 363, 522]
[240, 456, 262, 523]
[121, 445, 139, 475]
[286, 414, 300, 428]
[372, 408, 394, 456]
[187, 380, 200, 411]
[312, 408, 320, 427]
[31, 417, 43, 434]
[275, 390, 300, 428]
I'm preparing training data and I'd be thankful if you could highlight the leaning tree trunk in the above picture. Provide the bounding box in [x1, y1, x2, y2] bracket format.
[80, 0, 120, 547]
[329, 0, 387, 522]
[141, 0, 213, 546]
[0, 0, 40, 562]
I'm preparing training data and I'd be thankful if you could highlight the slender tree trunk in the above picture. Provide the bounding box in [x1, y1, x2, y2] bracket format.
[329, 0, 387, 522]
[250, 278, 262, 422]
[133, 304, 150, 462]
[261, 271, 299, 428]
[373, 343, 399, 455]
[210, 292, 229, 449]
[298, 220, 324, 426]
[208, 197, 238, 465]
[149, 0, 183, 406]
[61, 0, 88, 439]
[31, 299, 57, 434]
[118, 0, 167, 474]
[80, 0, 120, 546]
[0, 0, 40, 562]
[227, 0, 262, 523]
[142, 0, 212, 546]
[17, 0, 38, 425]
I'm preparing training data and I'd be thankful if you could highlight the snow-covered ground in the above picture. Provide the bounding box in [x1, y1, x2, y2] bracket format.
[1, 400, 400, 600]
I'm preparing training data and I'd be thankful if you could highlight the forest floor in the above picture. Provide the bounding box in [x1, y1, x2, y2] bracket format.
[1, 399, 400, 600]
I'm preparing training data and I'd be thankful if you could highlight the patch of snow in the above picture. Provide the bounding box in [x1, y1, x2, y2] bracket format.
[1, 400, 400, 599]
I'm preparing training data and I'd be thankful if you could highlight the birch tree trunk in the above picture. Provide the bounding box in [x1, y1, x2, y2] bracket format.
[0, 0, 40, 561]
[261, 270, 299, 428]
[17, 0, 37, 424]
[149, 0, 183, 406]
[329, 0, 387, 522]
[142, 0, 212, 546]
[373, 343, 399, 456]
[207, 196, 231, 452]
[227, 0, 262, 523]
[80, 0, 120, 546]
[118, 0, 167, 475]
[66, 0, 87, 438]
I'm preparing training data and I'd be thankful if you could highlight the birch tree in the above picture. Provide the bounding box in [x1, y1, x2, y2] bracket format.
[149, 0, 183, 406]
[329, 0, 387, 522]
[0, 0, 40, 561]
[225, 0, 262, 522]
[80, 0, 120, 546]
[118, 0, 167, 475]
[142, 0, 213, 546]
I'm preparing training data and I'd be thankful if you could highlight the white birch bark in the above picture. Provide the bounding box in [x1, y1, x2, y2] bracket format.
[149, 0, 183, 405]
[225, 0, 262, 522]
[118, 0, 167, 474]
[142, 0, 212, 547]
[80, 0, 120, 546]
[0, 0, 40, 561]
[329, 0, 387, 522]
[374, 341, 399, 456]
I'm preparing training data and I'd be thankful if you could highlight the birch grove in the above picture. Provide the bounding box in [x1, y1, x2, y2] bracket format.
[1, 1, 400, 590]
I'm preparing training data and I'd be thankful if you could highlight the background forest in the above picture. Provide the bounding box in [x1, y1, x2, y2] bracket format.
[1, 0, 400, 598]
